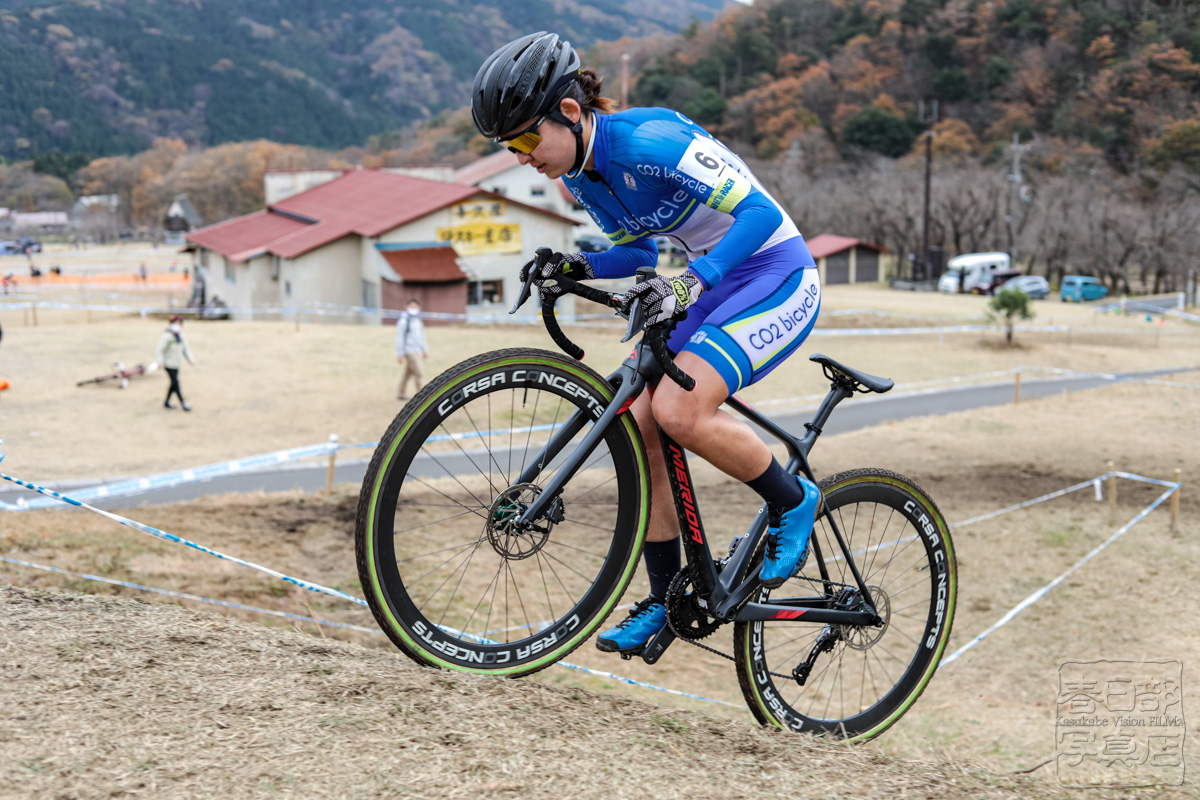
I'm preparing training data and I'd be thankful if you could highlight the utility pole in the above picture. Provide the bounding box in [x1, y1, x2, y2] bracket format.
[620, 53, 630, 108]
[919, 99, 938, 282]
[1007, 133, 1030, 270]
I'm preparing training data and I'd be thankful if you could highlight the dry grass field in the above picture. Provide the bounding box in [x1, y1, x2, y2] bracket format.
[1, 280, 1195, 481]
[1, 278, 1198, 796]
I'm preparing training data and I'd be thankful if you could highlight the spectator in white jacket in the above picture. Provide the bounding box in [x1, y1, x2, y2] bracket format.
[395, 298, 428, 401]
[156, 314, 196, 411]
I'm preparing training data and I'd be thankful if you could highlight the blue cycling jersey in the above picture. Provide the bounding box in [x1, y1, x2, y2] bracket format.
[563, 107, 803, 290]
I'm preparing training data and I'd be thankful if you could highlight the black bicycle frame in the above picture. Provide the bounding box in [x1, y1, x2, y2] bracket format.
[512, 333, 881, 633]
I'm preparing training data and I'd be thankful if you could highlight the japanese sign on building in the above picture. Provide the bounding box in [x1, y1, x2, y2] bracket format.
[436, 222, 521, 256]
[449, 200, 507, 221]
[1056, 659, 1185, 788]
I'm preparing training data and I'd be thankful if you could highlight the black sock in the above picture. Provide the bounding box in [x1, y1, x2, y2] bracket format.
[642, 537, 681, 603]
[746, 458, 806, 518]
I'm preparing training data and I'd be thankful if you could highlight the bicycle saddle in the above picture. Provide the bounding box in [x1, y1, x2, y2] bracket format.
[809, 354, 894, 394]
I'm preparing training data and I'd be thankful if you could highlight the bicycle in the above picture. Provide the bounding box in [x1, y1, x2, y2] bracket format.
[356, 249, 958, 741]
[76, 361, 157, 389]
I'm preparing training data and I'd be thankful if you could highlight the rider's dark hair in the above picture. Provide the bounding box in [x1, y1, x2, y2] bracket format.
[568, 68, 618, 114]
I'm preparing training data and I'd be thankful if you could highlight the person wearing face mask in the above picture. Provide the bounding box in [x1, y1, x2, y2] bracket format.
[395, 298, 428, 401]
[155, 314, 196, 411]
[472, 33, 823, 657]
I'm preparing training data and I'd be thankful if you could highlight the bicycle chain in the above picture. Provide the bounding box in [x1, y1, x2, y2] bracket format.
[671, 573, 854, 681]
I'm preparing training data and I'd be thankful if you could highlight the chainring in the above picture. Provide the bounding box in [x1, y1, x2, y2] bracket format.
[665, 566, 723, 641]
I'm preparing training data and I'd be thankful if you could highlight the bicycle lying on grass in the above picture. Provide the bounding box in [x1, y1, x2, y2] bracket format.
[356, 249, 958, 741]
[76, 361, 157, 389]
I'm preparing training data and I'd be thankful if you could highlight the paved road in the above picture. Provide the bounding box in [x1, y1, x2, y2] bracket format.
[5, 366, 1194, 511]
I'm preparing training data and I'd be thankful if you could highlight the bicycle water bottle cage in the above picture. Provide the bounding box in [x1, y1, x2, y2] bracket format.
[808, 354, 894, 394]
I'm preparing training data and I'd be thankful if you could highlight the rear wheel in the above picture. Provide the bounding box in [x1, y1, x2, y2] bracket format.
[356, 348, 650, 676]
[734, 468, 957, 741]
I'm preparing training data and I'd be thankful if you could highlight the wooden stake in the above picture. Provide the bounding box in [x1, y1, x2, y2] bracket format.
[301, 592, 327, 640]
[1013, 370, 1022, 405]
[1170, 469, 1181, 534]
[325, 434, 339, 494]
[1108, 461, 1117, 518]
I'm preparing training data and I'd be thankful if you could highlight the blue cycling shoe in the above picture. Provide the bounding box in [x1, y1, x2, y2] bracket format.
[760, 475, 821, 588]
[595, 598, 667, 654]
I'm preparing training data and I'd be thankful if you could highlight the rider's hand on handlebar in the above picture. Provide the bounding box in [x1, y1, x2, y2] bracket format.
[519, 251, 595, 302]
[620, 271, 704, 326]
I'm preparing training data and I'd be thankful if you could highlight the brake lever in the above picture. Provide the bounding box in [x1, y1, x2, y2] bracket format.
[621, 297, 644, 343]
[510, 247, 554, 314]
[621, 265, 657, 343]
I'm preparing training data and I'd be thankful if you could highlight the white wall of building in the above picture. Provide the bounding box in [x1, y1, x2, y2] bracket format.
[375, 194, 577, 317]
[474, 165, 600, 235]
[195, 201, 576, 322]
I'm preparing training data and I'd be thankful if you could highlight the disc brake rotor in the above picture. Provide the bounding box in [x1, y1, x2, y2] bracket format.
[840, 584, 889, 651]
[485, 483, 557, 560]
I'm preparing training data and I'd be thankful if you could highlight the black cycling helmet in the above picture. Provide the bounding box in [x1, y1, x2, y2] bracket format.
[472, 32, 581, 138]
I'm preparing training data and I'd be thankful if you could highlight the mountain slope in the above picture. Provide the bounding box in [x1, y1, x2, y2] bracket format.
[0, 0, 728, 158]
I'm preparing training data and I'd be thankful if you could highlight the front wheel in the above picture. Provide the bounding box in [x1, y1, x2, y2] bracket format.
[734, 468, 957, 741]
[356, 348, 650, 676]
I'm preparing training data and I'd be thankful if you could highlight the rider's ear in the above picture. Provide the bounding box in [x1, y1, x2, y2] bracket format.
[559, 97, 582, 125]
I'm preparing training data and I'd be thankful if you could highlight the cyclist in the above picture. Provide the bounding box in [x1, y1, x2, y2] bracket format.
[472, 32, 823, 655]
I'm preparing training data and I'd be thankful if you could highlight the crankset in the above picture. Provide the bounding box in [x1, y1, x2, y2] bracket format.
[665, 566, 723, 641]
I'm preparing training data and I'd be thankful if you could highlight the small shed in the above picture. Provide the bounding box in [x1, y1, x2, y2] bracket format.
[806, 234, 888, 285]
[380, 245, 469, 323]
[164, 194, 203, 233]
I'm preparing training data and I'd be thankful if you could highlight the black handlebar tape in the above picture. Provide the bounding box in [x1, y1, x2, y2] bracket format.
[646, 326, 695, 392]
[541, 294, 585, 360]
[552, 274, 623, 310]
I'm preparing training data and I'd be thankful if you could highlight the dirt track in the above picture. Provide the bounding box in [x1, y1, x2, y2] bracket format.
[0, 585, 1108, 800]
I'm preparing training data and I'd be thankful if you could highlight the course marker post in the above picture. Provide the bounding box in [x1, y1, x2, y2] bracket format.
[325, 434, 338, 494]
[1171, 469, 1181, 533]
[1013, 368, 1022, 405]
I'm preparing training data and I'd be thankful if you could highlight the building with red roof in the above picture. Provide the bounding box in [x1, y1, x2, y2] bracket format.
[804, 234, 891, 285]
[186, 168, 578, 321]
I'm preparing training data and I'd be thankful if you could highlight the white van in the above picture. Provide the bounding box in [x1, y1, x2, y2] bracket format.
[938, 252, 1012, 294]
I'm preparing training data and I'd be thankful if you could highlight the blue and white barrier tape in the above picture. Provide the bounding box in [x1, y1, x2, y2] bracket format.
[0, 556, 379, 635]
[939, 477, 1181, 668]
[0, 441, 339, 511]
[949, 476, 1107, 530]
[0, 461, 368, 607]
[0, 422, 581, 512]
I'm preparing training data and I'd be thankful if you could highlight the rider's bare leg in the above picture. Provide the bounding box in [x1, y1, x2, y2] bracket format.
[651, 352, 772, 483]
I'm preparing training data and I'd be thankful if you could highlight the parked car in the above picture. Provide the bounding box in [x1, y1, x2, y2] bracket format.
[15, 236, 42, 253]
[574, 234, 610, 253]
[975, 269, 1023, 295]
[1060, 275, 1109, 303]
[999, 274, 1049, 299]
[0, 241, 19, 255]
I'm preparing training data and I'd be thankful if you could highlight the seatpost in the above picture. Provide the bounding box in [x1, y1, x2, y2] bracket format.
[798, 381, 854, 457]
